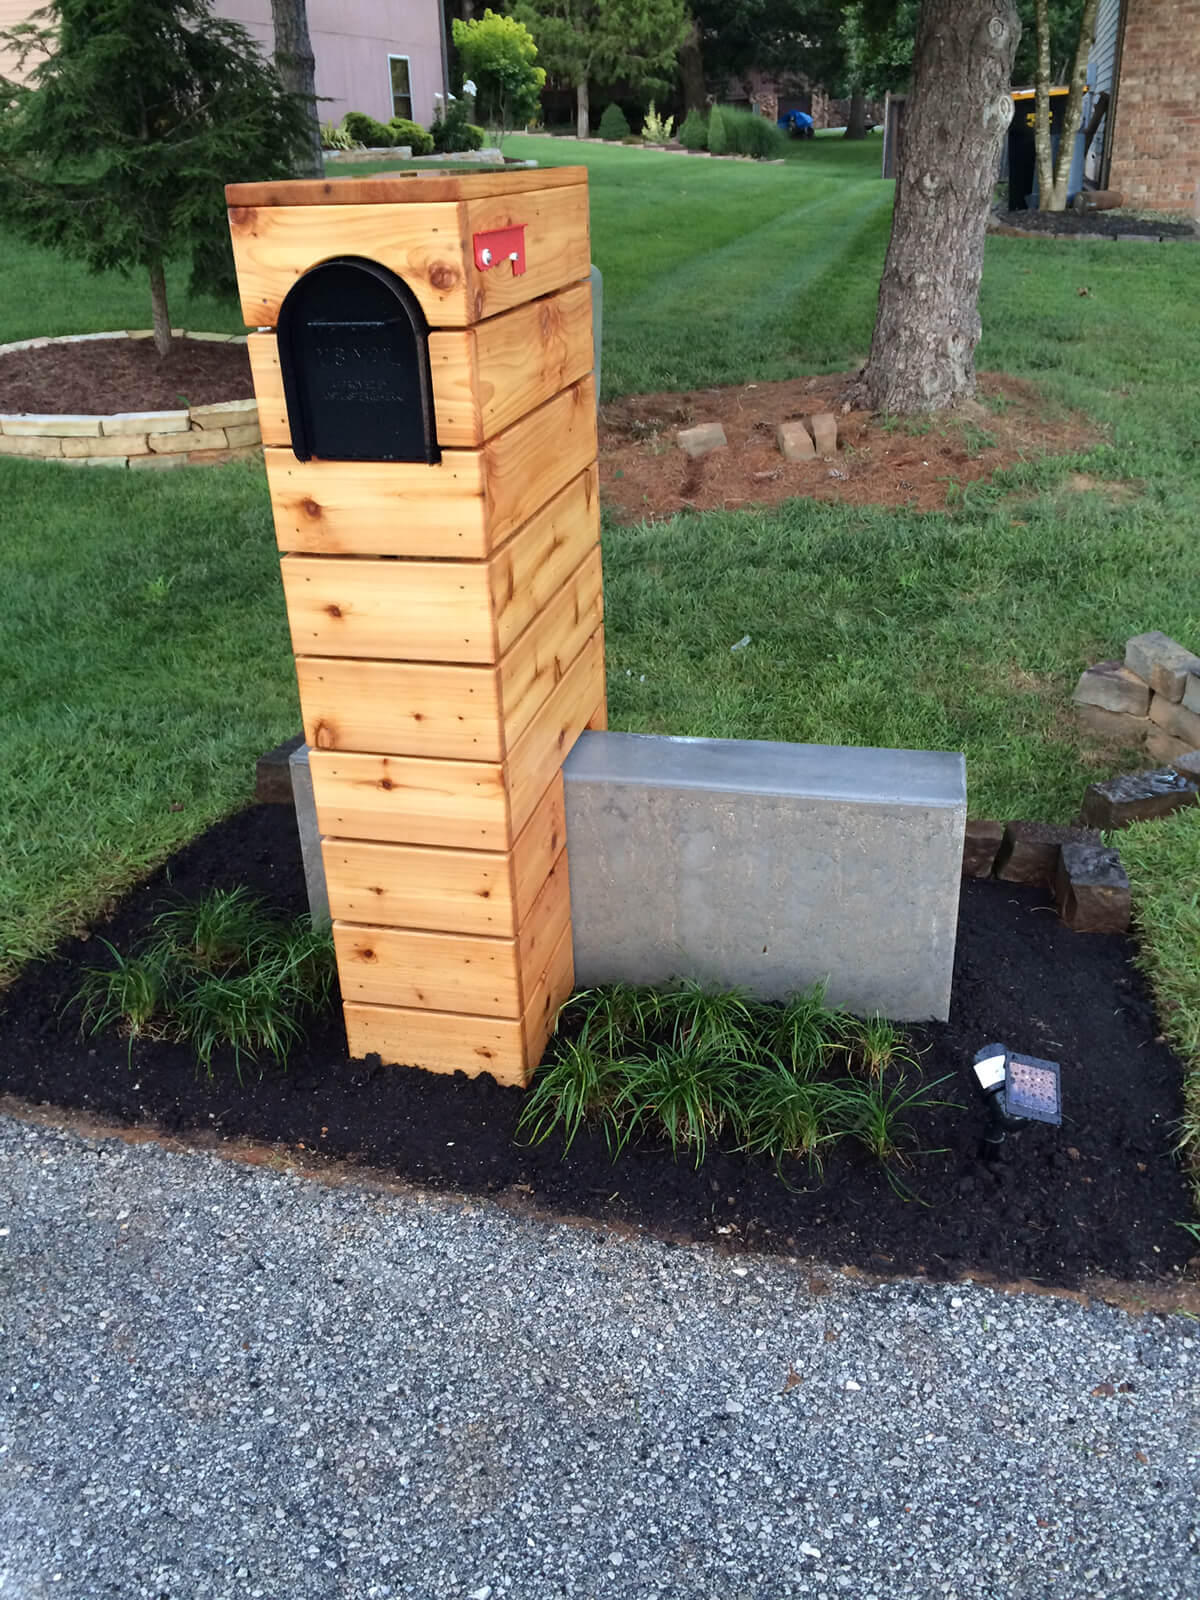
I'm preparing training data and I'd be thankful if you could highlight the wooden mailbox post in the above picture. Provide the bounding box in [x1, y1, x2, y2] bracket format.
[225, 168, 605, 1086]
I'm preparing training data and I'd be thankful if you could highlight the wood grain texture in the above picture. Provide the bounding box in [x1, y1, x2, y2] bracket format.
[333, 920, 522, 1016]
[227, 181, 589, 329]
[511, 773, 567, 926]
[264, 381, 593, 558]
[226, 167, 586, 209]
[522, 919, 575, 1068]
[507, 627, 606, 837]
[343, 1001, 530, 1084]
[281, 554, 496, 663]
[323, 836, 514, 935]
[428, 282, 594, 446]
[296, 656, 504, 761]
[498, 548, 604, 753]
[515, 848, 571, 1011]
[247, 283, 592, 451]
[265, 449, 488, 558]
[310, 750, 508, 850]
[490, 466, 600, 654]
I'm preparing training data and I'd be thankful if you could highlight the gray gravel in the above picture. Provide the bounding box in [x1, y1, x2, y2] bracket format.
[1, 1114, 1198, 1600]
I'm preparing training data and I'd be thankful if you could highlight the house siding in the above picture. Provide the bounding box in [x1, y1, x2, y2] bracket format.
[211, 0, 445, 129]
[1105, 0, 1200, 212]
[1084, 0, 1123, 183]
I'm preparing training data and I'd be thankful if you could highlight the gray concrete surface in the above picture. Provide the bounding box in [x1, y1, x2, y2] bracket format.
[2, 1114, 1197, 1600]
[290, 741, 331, 930]
[563, 732, 966, 1020]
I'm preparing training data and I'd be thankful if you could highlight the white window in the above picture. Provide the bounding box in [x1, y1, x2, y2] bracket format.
[389, 55, 412, 121]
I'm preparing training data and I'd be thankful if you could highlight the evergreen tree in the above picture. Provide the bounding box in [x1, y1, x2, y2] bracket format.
[514, 0, 688, 140]
[0, 0, 308, 356]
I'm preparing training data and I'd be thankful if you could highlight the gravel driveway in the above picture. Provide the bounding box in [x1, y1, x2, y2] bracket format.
[1, 1113, 1197, 1600]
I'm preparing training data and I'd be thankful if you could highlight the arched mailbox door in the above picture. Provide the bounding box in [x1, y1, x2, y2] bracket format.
[276, 257, 439, 464]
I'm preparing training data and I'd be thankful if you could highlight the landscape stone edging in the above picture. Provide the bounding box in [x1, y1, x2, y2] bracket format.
[987, 208, 1200, 243]
[0, 330, 261, 469]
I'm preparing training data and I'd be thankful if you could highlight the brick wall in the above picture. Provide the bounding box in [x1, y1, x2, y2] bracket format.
[1107, 0, 1200, 214]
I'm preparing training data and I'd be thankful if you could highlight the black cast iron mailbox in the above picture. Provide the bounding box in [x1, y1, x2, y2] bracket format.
[276, 256, 439, 464]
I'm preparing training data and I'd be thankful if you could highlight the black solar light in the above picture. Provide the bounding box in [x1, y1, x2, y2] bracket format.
[971, 1043, 1061, 1157]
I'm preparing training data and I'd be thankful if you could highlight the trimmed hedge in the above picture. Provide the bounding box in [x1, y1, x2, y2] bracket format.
[597, 103, 631, 141]
[706, 105, 728, 155]
[678, 107, 707, 150]
[389, 116, 434, 155]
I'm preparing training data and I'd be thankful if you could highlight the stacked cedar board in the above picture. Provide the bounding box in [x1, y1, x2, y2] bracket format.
[225, 168, 605, 1085]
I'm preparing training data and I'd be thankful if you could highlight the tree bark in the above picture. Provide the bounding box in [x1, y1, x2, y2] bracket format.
[679, 18, 706, 112]
[576, 76, 589, 139]
[1033, 0, 1053, 209]
[1047, 0, 1100, 210]
[844, 90, 868, 139]
[853, 0, 1020, 415]
[270, 0, 324, 179]
[148, 260, 172, 359]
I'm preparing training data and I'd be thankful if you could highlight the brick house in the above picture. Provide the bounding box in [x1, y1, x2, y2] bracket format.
[0, 0, 449, 130]
[1086, 0, 1200, 213]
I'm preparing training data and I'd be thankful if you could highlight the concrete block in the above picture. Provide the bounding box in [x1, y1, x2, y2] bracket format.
[994, 820, 1100, 886]
[100, 410, 189, 436]
[810, 412, 838, 457]
[962, 819, 1004, 877]
[290, 744, 331, 931]
[1149, 693, 1200, 747]
[189, 398, 258, 429]
[776, 420, 815, 461]
[61, 432, 149, 458]
[1054, 842, 1131, 934]
[0, 433, 62, 458]
[1125, 631, 1200, 702]
[1080, 769, 1198, 829]
[562, 731, 966, 1022]
[255, 732, 304, 805]
[150, 426, 226, 454]
[1072, 659, 1151, 716]
[1146, 727, 1199, 766]
[1073, 703, 1149, 742]
[677, 422, 727, 458]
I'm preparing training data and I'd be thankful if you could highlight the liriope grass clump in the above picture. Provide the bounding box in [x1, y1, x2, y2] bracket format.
[76, 887, 335, 1076]
[519, 981, 947, 1182]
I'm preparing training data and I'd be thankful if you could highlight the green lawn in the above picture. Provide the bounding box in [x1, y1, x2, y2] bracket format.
[2, 134, 1199, 979]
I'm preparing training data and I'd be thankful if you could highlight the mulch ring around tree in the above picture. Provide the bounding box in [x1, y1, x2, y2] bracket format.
[990, 207, 1198, 242]
[4, 807, 1196, 1298]
[598, 372, 1099, 523]
[0, 337, 254, 415]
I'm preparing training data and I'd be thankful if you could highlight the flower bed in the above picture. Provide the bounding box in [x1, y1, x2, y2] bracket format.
[0, 331, 261, 468]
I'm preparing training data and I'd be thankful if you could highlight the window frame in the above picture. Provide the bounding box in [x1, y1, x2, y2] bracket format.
[388, 54, 413, 122]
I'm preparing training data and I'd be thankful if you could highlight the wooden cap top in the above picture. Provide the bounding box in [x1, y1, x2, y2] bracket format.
[225, 165, 587, 208]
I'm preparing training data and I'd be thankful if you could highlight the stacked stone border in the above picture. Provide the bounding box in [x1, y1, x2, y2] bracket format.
[1073, 630, 1200, 765]
[0, 331, 261, 469]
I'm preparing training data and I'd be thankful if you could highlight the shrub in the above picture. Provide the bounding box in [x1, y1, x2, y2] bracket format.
[641, 101, 675, 142]
[467, 123, 488, 146]
[388, 116, 434, 155]
[342, 110, 395, 148]
[76, 887, 336, 1078]
[321, 119, 356, 151]
[706, 104, 728, 154]
[720, 105, 787, 159]
[597, 102, 631, 141]
[430, 98, 483, 153]
[678, 107, 707, 150]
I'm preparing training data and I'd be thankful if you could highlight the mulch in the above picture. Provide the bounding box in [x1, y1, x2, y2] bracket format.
[0, 804, 1193, 1293]
[598, 372, 1098, 523]
[991, 208, 1197, 241]
[0, 337, 254, 415]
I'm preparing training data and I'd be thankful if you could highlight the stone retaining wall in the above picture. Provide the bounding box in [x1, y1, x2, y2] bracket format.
[0, 331, 261, 469]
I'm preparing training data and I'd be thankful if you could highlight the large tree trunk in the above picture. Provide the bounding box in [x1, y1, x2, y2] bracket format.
[679, 18, 706, 112]
[844, 90, 868, 139]
[271, 0, 324, 179]
[576, 76, 589, 140]
[853, 0, 1020, 414]
[1046, 0, 1100, 210]
[1033, 0, 1054, 209]
[148, 260, 172, 359]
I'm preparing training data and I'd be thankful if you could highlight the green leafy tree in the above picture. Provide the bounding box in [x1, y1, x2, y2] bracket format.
[452, 9, 545, 134]
[513, 0, 688, 140]
[0, 0, 308, 357]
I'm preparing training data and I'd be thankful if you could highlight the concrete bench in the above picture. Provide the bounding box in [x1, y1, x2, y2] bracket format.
[562, 732, 966, 1022]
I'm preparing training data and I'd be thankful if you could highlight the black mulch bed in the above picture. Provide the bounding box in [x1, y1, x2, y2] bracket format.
[0, 806, 1193, 1291]
[0, 337, 254, 415]
[992, 207, 1197, 241]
